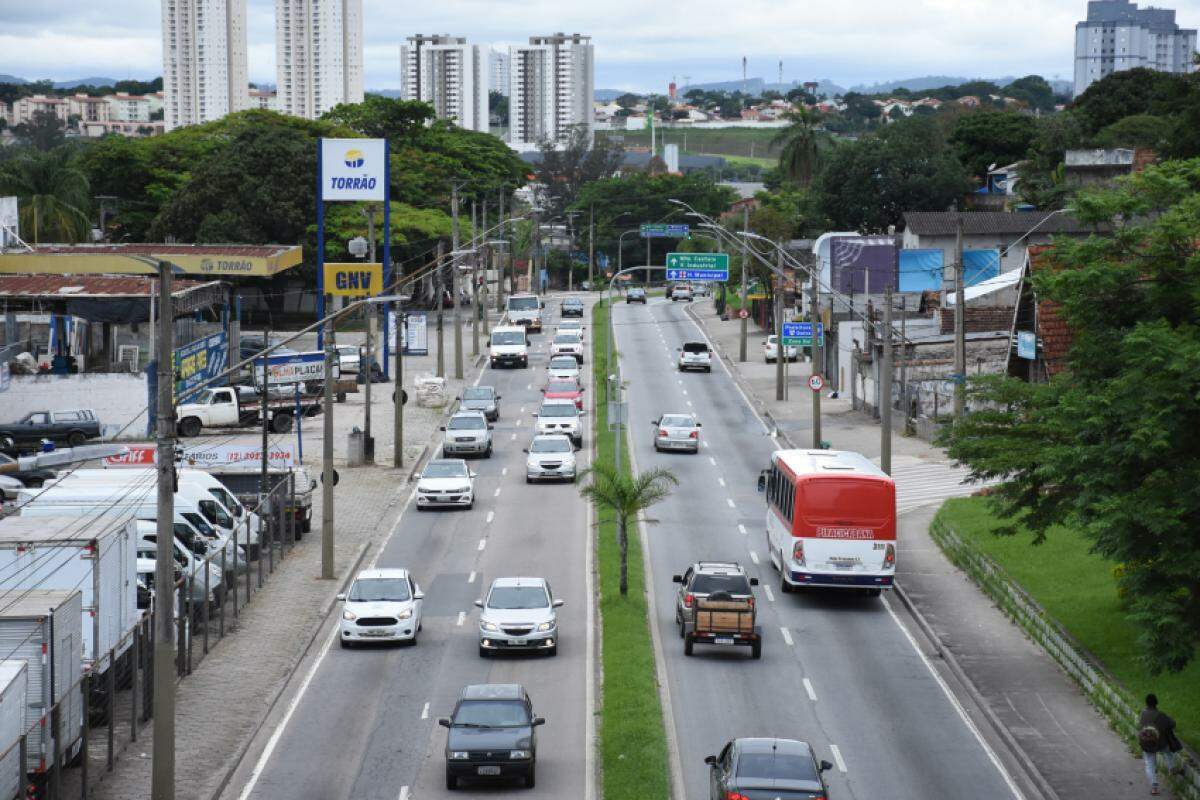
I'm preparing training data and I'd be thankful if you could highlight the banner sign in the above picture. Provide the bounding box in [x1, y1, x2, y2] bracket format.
[105, 443, 296, 469]
[898, 249, 944, 293]
[320, 138, 387, 201]
[391, 312, 428, 355]
[252, 351, 330, 385]
[323, 262, 382, 297]
[174, 332, 228, 401]
[963, 249, 1001, 287]
[831, 236, 897, 294]
[1017, 330, 1037, 360]
[665, 252, 730, 282]
[0, 196, 18, 249]
[641, 223, 690, 238]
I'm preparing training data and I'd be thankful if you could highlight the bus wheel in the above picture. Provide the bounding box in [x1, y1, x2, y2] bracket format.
[779, 568, 794, 594]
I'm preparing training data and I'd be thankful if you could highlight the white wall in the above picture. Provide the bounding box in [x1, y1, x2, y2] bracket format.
[3, 374, 149, 440]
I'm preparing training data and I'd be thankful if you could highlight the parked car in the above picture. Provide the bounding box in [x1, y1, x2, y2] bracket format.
[542, 379, 584, 410]
[764, 334, 800, 363]
[335, 344, 362, 374]
[672, 561, 758, 639]
[705, 738, 832, 800]
[0, 409, 101, 451]
[238, 336, 298, 362]
[416, 459, 476, 510]
[652, 413, 702, 453]
[561, 297, 584, 317]
[547, 355, 581, 384]
[626, 286, 647, 304]
[459, 386, 500, 421]
[337, 568, 424, 648]
[670, 284, 694, 302]
[441, 411, 493, 458]
[551, 332, 584, 363]
[439, 684, 545, 789]
[532, 399, 584, 447]
[476, 576, 563, 656]
[677, 342, 713, 373]
[524, 434, 577, 483]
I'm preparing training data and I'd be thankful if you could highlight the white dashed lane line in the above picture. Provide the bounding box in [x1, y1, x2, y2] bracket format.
[763, 585, 775, 603]
[710, 457, 717, 466]
[420, 702, 430, 719]
[718, 477, 726, 487]
[478, 538, 487, 551]
[780, 627, 794, 646]
[829, 744, 847, 773]
[726, 498, 736, 508]
[468, 571, 476, 583]
[803, 678, 817, 701]
[749, 550, 759, 565]
[738, 523, 747, 535]
[510, 433, 517, 440]
[456, 611, 466, 626]
[493, 488, 501, 497]
[501, 467, 508, 476]
[486, 511, 495, 524]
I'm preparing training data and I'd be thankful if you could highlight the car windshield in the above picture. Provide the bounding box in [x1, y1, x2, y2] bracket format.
[181, 513, 215, 537]
[736, 751, 818, 782]
[423, 462, 468, 479]
[530, 438, 571, 453]
[564, 299, 582, 306]
[691, 573, 752, 595]
[348, 577, 411, 602]
[453, 700, 530, 728]
[660, 415, 695, 428]
[508, 297, 539, 311]
[683, 343, 709, 354]
[549, 357, 577, 369]
[540, 404, 577, 418]
[448, 416, 486, 430]
[492, 331, 525, 345]
[463, 387, 492, 400]
[629, 288, 644, 294]
[546, 382, 578, 394]
[488, 585, 550, 609]
[192, 389, 217, 405]
[554, 334, 581, 344]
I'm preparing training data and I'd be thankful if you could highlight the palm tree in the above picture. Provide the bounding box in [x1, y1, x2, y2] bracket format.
[0, 152, 92, 244]
[771, 104, 824, 186]
[579, 461, 678, 595]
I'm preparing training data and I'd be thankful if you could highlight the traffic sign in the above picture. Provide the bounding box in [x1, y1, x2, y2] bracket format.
[737, 309, 749, 319]
[665, 252, 730, 282]
[640, 223, 690, 238]
[808, 374, 825, 392]
[781, 322, 824, 347]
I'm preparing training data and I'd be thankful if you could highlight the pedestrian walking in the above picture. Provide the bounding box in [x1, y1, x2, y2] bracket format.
[1139, 693, 1184, 795]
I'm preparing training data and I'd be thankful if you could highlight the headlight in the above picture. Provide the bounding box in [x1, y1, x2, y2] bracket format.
[537, 621, 554, 632]
[449, 751, 470, 760]
[398, 608, 413, 619]
[455, 485, 471, 493]
[481, 621, 499, 632]
[509, 750, 531, 760]
[342, 610, 357, 621]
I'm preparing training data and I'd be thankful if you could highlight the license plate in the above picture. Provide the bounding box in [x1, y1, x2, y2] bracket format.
[477, 766, 501, 776]
[714, 637, 735, 645]
[834, 563, 853, 570]
[363, 630, 390, 637]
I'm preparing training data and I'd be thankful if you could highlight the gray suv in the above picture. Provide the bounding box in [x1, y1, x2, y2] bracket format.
[460, 386, 500, 421]
[671, 561, 758, 638]
[441, 411, 494, 458]
[439, 684, 545, 789]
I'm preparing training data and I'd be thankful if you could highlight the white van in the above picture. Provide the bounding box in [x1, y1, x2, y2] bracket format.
[489, 325, 529, 369]
[134, 522, 221, 607]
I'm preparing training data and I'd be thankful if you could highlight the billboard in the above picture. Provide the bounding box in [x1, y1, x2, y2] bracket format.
[963, 249, 1001, 287]
[174, 332, 228, 401]
[320, 138, 387, 202]
[104, 443, 296, 469]
[252, 351, 332, 385]
[830, 236, 897, 294]
[323, 262, 383, 297]
[388, 311, 428, 355]
[898, 249, 944, 293]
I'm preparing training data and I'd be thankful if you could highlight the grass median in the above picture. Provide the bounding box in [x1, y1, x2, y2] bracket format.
[936, 497, 1200, 748]
[590, 299, 671, 800]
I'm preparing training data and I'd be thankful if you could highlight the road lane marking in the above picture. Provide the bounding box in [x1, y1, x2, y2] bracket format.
[804, 678, 817, 701]
[399, 786, 409, 800]
[726, 498, 735, 508]
[738, 524, 747, 535]
[686, 400, 693, 407]
[526, 383, 532, 390]
[515, 419, 522, 426]
[501, 467, 508, 476]
[682, 389, 688, 396]
[486, 510, 495, 524]
[478, 538, 487, 551]
[780, 627, 794, 646]
[829, 744, 847, 773]
[718, 477, 726, 487]
[678, 379, 683, 385]
[511, 433, 516, 440]
[457, 611, 466, 626]
[493, 488, 501, 497]
[749, 550, 759, 565]
[468, 571, 476, 583]
[420, 702, 430, 719]
[710, 457, 717, 466]
[764, 585, 775, 602]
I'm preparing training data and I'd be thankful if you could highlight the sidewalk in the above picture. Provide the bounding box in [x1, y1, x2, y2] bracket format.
[688, 301, 1143, 800]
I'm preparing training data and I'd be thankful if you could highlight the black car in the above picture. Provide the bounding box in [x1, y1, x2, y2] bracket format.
[0, 409, 101, 452]
[706, 738, 833, 800]
[0, 453, 55, 487]
[440, 683, 545, 790]
[561, 298, 584, 317]
[627, 287, 647, 304]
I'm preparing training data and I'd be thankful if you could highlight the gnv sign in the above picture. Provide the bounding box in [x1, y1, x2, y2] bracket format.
[321, 138, 386, 201]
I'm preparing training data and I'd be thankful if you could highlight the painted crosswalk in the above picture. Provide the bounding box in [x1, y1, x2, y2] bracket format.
[884, 456, 1000, 514]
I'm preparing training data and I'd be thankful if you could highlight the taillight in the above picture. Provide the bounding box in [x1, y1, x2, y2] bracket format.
[746, 597, 754, 608]
[688, 430, 698, 439]
[884, 543, 896, 568]
[792, 541, 805, 565]
[684, 593, 694, 608]
[658, 429, 669, 438]
[724, 792, 750, 800]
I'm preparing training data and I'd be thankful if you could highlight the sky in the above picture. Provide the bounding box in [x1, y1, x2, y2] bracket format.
[1, 0, 1199, 91]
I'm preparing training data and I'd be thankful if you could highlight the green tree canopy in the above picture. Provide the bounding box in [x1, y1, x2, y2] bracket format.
[1092, 113, 1175, 150]
[1070, 68, 1193, 137]
[1003, 75, 1056, 112]
[0, 149, 92, 243]
[772, 105, 826, 186]
[949, 111, 1038, 179]
[533, 124, 625, 219]
[938, 158, 1200, 674]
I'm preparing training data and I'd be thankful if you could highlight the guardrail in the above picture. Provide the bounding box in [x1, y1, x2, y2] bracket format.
[930, 515, 1200, 799]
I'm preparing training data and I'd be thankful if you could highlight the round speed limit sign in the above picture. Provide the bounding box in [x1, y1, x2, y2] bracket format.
[808, 374, 825, 392]
[738, 309, 749, 319]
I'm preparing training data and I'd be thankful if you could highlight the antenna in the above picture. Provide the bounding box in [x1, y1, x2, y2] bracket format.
[742, 57, 748, 95]
[778, 60, 783, 87]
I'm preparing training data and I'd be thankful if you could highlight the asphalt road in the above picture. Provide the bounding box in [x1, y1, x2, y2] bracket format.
[224, 300, 594, 800]
[613, 296, 1025, 800]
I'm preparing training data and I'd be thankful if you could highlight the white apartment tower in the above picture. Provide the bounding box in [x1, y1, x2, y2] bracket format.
[489, 50, 510, 98]
[161, 0, 250, 131]
[275, 0, 364, 119]
[509, 33, 594, 152]
[1074, 0, 1197, 96]
[400, 34, 489, 133]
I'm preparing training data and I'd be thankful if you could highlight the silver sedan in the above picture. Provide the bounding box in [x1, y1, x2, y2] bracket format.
[652, 413, 702, 453]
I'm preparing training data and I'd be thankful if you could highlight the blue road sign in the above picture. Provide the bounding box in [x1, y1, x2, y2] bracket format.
[665, 252, 730, 282]
[780, 322, 824, 346]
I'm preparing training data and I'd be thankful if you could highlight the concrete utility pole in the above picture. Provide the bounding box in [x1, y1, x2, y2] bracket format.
[471, 201, 479, 357]
[321, 292, 335, 580]
[496, 191, 506, 312]
[645, 236, 652, 288]
[953, 213, 966, 418]
[588, 204, 595, 294]
[740, 205, 749, 362]
[260, 325, 271, 495]
[881, 286, 893, 475]
[451, 187, 464, 380]
[393, 300, 404, 469]
[775, 247, 785, 402]
[810, 263, 822, 449]
[435, 242, 445, 378]
[480, 199, 489, 338]
[364, 209, 376, 456]
[900, 296, 908, 429]
[152, 262, 176, 800]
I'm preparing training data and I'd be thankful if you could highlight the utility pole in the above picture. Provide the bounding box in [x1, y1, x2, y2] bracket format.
[260, 325, 270, 495]
[645, 236, 652, 288]
[900, 296, 908, 430]
[471, 201, 479, 357]
[152, 262, 176, 800]
[321, 292, 335, 580]
[393, 302, 404, 469]
[567, 215, 575, 293]
[480, 198, 489, 338]
[739, 205, 749, 362]
[451, 187, 464, 380]
[810, 265, 822, 449]
[953, 213, 966, 418]
[588, 204, 594, 294]
[364, 208, 376, 456]
[435, 242, 445, 378]
[774, 247, 785, 402]
[881, 286, 893, 475]
[496, 191, 506, 312]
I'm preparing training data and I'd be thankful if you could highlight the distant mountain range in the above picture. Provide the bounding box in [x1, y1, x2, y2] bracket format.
[849, 75, 1073, 96]
[601, 74, 1072, 102]
[0, 74, 121, 88]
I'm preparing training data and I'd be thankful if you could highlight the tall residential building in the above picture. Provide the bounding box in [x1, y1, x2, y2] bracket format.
[275, 0, 364, 119]
[400, 34, 488, 132]
[1074, 0, 1197, 96]
[161, 0, 250, 131]
[508, 33, 594, 152]
[489, 49, 510, 98]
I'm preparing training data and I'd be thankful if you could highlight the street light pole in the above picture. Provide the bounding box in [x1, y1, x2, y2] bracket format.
[953, 213, 965, 418]
[452, 187, 464, 380]
[740, 205, 749, 362]
[588, 204, 594, 294]
[810, 265, 822, 448]
[393, 303, 404, 469]
[775, 245, 784, 402]
[881, 286, 893, 474]
[364, 210, 375, 455]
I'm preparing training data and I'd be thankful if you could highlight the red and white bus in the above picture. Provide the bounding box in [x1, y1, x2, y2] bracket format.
[758, 449, 896, 595]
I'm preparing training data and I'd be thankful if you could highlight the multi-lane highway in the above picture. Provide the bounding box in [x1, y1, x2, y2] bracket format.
[613, 295, 1026, 800]
[224, 300, 594, 800]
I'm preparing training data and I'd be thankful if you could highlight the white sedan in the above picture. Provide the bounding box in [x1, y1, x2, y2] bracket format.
[551, 332, 585, 363]
[338, 568, 424, 647]
[415, 459, 476, 510]
[548, 355, 582, 383]
[763, 335, 800, 363]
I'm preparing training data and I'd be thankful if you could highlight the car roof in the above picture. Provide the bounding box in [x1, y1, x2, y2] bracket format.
[531, 433, 572, 442]
[354, 567, 409, 580]
[692, 561, 747, 575]
[490, 576, 548, 588]
[549, 355, 578, 363]
[461, 683, 525, 700]
[541, 398, 577, 407]
[736, 737, 814, 757]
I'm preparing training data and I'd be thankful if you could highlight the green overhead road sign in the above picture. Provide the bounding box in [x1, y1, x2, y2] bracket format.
[665, 252, 730, 282]
[640, 223, 690, 238]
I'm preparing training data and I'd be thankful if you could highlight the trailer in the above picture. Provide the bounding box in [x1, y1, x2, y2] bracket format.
[207, 466, 315, 533]
[0, 591, 83, 775]
[683, 593, 762, 659]
[0, 661, 27, 800]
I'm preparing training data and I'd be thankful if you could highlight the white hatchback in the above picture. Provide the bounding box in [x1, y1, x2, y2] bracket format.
[416, 459, 476, 510]
[551, 332, 584, 363]
[547, 355, 581, 383]
[338, 568, 424, 647]
[764, 335, 800, 363]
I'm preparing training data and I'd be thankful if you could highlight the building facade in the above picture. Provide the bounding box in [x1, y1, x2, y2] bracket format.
[1074, 0, 1197, 96]
[161, 0, 250, 130]
[509, 33, 593, 152]
[275, 0, 364, 119]
[400, 34, 488, 132]
[489, 49, 510, 98]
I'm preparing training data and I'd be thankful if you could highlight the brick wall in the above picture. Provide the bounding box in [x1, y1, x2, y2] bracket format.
[939, 306, 1014, 335]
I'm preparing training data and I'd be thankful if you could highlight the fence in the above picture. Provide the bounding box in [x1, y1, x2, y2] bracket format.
[1, 472, 299, 800]
[930, 516, 1200, 800]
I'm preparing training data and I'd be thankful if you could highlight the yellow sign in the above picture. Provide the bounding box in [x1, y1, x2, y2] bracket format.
[746, 292, 768, 300]
[324, 262, 383, 297]
[0, 246, 303, 277]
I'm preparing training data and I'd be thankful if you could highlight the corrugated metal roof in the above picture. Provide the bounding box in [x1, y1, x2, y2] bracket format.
[0, 274, 215, 298]
[903, 211, 1098, 237]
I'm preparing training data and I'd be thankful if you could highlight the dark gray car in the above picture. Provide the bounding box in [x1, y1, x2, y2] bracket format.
[706, 737, 832, 799]
[439, 684, 545, 790]
[460, 386, 500, 421]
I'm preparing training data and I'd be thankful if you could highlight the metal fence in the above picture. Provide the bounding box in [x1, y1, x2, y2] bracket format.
[2, 473, 299, 800]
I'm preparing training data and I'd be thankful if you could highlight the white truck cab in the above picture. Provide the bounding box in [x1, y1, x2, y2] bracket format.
[506, 294, 543, 333]
[489, 325, 530, 369]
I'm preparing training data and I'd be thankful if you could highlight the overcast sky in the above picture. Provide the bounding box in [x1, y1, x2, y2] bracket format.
[2, 1, 1198, 91]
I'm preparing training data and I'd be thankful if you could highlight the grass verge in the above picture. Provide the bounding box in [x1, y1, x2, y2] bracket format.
[590, 300, 671, 800]
[936, 497, 1200, 749]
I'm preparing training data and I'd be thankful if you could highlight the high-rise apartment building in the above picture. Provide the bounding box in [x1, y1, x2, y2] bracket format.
[489, 50, 510, 98]
[400, 34, 488, 132]
[508, 33, 593, 152]
[161, 0, 249, 131]
[275, 0, 364, 118]
[1074, 0, 1196, 96]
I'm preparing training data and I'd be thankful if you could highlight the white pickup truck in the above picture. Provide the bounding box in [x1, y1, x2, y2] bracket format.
[176, 387, 322, 437]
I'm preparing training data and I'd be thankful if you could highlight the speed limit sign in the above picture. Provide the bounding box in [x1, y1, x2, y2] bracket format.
[738, 309, 749, 319]
[808, 374, 825, 392]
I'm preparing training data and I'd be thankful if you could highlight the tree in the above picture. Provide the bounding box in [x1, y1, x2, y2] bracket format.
[938, 159, 1200, 674]
[1018, 113, 1087, 210]
[772, 105, 825, 186]
[0, 150, 92, 243]
[1003, 75, 1055, 112]
[488, 90, 508, 127]
[615, 93, 642, 110]
[1093, 113, 1174, 150]
[12, 110, 67, 151]
[948, 111, 1037, 180]
[533, 124, 624, 219]
[579, 461, 677, 595]
[1071, 68, 1192, 137]
[322, 95, 435, 140]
